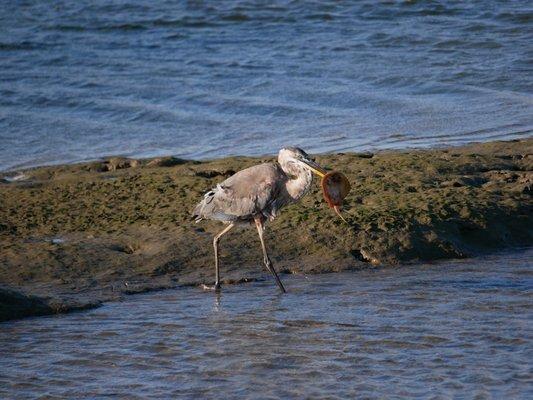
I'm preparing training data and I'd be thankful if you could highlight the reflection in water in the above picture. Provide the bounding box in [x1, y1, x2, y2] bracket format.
[0, 249, 531, 398]
[212, 291, 221, 313]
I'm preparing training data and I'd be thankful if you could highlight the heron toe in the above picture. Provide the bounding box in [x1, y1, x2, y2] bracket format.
[201, 283, 221, 291]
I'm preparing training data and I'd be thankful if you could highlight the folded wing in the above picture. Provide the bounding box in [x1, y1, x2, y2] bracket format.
[193, 163, 286, 222]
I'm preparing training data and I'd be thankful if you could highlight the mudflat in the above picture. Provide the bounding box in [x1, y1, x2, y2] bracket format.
[1, 139, 531, 321]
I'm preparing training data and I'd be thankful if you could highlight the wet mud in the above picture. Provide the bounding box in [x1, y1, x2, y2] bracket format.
[1, 139, 531, 320]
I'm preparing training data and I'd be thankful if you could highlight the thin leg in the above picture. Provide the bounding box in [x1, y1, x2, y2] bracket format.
[254, 217, 286, 293]
[211, 223, 234, 290]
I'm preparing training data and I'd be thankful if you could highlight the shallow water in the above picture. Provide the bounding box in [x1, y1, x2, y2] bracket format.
[1, 1, 532, 171]
[1, 249, 532, 399]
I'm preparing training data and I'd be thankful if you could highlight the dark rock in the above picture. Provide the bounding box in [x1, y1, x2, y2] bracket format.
[355, 152, 374, 159]
[102, 157, 140, 171]
[458, 176, 488, 187]
[146, 157, 187, 167]
[0, 287, 53, 322]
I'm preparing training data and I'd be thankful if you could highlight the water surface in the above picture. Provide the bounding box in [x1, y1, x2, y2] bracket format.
[1, 249, 531, 399]
[1, 1, 532, 171]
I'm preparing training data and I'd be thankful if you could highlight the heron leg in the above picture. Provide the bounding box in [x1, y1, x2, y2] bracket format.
[254, 217, 286, 293]
[211, 223, 234, 290]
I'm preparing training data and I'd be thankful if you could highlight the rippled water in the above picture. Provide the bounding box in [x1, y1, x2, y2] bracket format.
[1, 1, 532, 171]
[1, 249, 531, 399]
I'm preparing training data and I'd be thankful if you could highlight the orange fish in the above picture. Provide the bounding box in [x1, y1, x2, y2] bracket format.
[320, 171, 351, 222]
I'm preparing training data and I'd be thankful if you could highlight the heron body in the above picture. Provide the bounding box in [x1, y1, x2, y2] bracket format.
[193, 147, 326, 292]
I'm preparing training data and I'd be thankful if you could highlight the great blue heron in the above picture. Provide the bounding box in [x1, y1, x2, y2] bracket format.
[193, 147, 327, 293]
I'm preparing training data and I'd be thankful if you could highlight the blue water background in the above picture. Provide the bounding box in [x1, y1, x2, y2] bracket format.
[1, 0, 532, 171]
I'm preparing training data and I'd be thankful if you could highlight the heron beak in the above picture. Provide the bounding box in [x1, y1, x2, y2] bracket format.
[301, 158, 327, 178]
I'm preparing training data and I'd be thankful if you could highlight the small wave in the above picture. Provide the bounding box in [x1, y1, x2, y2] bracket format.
[399, 2, 463, 17]
[50, 25, 87, 32]
[380, 124, 533, 148]
[152, 18, 217, 28]
[49, 19, 217, 33]
[0, 41, 38, 51]
[220, 13, 250, 22]
[164, 33, 188, 41]
[50, 23, 147, 32]
[495, 11, 532, 24]
[434, 39, 465, 48]
[96, 23, 147, 32]
[305, 13, 335, 21]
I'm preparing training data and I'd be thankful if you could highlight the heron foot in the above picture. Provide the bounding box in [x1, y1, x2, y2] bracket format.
[201, 283, 221, 291]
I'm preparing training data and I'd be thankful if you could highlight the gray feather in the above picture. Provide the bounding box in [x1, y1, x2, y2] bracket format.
[193, 163, 288, 223]
[193, 147, 317, 225]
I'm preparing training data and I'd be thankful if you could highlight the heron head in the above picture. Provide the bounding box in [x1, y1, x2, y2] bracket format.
[278, 147, 326, 177]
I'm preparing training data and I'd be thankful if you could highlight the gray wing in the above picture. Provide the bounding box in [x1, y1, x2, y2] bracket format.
[193, 163, 286, 222]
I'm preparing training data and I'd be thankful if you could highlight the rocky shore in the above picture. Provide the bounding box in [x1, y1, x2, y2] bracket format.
[1, 139, 531, 321]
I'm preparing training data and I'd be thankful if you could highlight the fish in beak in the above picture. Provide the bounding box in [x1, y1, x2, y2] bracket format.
[300, 155, 351, 223]
[321, 171, 351, 223]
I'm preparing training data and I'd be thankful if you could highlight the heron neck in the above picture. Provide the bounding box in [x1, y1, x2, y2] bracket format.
[285, 168, 313, 202]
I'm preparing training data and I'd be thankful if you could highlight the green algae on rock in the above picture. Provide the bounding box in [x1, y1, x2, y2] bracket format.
[0, 139, 531, 321]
